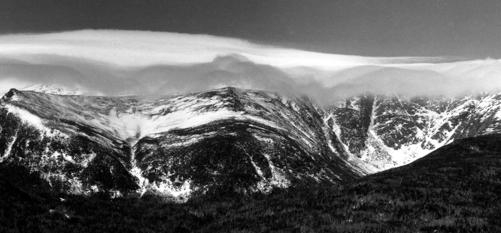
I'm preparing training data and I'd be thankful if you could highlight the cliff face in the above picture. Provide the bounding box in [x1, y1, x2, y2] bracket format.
[328, 94, 501, 170]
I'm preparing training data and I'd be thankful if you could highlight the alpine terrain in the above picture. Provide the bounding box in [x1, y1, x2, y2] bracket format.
[2, 87, 501, 232]
[0, 87, 367, 201]
[328, 93, 501, 170]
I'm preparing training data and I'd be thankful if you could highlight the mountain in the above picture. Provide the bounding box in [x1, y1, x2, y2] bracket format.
[0, 87, 368, 201]
[21, 84, 83, 95]
[327, 93, 501, 170]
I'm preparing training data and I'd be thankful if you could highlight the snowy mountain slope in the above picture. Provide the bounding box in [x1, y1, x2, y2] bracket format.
[21, 84, 82, 95]
[328, 93, 501, 171]
[0, 87, 368, 200]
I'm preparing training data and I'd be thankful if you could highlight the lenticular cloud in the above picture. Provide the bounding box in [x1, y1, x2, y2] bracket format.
[0, 29, 427, 69]
[0, 30, 500, 102]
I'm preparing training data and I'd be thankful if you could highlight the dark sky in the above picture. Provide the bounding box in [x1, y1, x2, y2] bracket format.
[1, 0, 501, 58]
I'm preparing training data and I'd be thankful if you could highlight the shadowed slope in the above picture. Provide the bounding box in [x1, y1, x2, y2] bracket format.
[1, 135, 500, 232]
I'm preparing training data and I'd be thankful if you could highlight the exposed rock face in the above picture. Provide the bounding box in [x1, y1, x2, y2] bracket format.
[327, 94, 501, 170]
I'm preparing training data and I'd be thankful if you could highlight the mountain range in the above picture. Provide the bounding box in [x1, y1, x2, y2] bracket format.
[0, 87, 369, 201]
[2, 124, 500, 232]
[2, 85, 501, 232]
[2, 86, 501, 200]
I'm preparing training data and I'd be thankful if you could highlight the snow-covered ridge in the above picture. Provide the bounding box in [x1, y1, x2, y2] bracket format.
[1, 87, 368, 199]
[329, 93, 501, 172]
[21, 84, 82, 95]
[6, 86, 501, 178]
[1, 87, 288, 145]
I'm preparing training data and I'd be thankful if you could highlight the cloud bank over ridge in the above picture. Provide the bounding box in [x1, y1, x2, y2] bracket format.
[0, 30, 433, 69]
[0, 29, 500, 103]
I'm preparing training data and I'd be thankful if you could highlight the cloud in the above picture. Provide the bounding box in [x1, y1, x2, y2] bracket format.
[0, 30, 500, 104]
[0, 30, 431, 70]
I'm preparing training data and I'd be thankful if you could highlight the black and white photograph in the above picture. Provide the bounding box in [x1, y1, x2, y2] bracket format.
[0, 0, 501, 232]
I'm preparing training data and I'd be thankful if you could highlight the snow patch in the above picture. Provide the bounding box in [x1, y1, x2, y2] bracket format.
[150, 177, 193, 201]
[22, 84, 82, 95]
[81, 153, 97, 168]
[5, 104, 48, 132]
[104, 106, 283, 143]
[253, 134, 274, 144]
[0, 130, 17, 162]
[128, 146, 193, 201]
[255, 153, 291, 193]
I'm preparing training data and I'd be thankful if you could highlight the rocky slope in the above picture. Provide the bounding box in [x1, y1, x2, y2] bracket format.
[327, 93, 501, 170]
[0, 87, 367, 200]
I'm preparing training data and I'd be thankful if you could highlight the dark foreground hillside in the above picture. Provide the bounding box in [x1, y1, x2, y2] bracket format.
[1, 134, 501, 233]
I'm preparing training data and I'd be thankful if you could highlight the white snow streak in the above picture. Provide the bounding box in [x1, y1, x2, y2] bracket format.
[0, 130, 17, 162]
[5, 104, 48, 132]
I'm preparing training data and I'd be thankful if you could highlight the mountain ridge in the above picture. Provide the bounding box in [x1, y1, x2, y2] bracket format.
[0, 87, 368, 201]
[328, 93, 501, 170]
